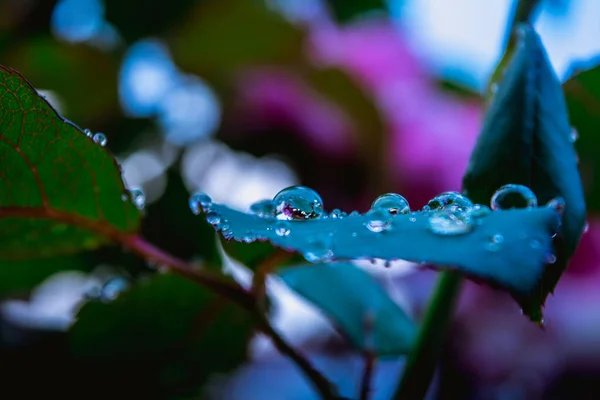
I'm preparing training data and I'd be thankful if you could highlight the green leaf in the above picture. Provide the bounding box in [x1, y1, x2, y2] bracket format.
[279, 262, 415, 356]
[462, 25, 587, 321]
[563, 61, 600, 211]
[324, 0, 388, 23]
[0, 66, 141, 260]
[69, 273, 254, 398]
[203, 202, 559, 298]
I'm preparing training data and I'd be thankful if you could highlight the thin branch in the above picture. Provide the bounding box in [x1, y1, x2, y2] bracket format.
[359, 352, 376, 400]
[124, 234, 338, 399]
[255, 311, 339, 400]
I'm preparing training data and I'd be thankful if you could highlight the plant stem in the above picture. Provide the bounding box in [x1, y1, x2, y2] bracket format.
[255, 311, 340, 400]
[392, 271, 463, 400]
[125, 235, 339, 400]
[359, 352, 375, 400]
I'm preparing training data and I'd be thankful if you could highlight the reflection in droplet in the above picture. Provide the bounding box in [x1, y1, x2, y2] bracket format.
[491, 184, 537, 210]
[365, 209, 391, 233]
[424, 191, 473, 212]
[273, 185, 324, 220]
[427, 206, 473, 236]
[92, 132, 107, 146]
[130, 189, 145, 210]
[371, 193, 410, 215]
[206, 211, 222, 228]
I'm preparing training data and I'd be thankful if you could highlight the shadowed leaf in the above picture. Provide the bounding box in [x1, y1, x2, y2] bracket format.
[0, 66, 141, 260]
[462, 25, 586, 321]
[279, 262, 415, 356]
[69, 273, 254, 397]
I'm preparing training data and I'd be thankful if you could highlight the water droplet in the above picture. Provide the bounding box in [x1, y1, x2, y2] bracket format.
[121, 193, 128, 201]
[546, 253, 557, 264]
[365, 209, 391, 233]
[189, 192, 212, 215]
[351, 232, 358, 237]
[485, 234, 504, 252]
[206, 211, 222, 228]
[539, 317, 546, 330]
[250, 199, 276, 218]
[569, 127, 579, 143]
[546, 197, 565, 215]
[427, 206, 473, 236]
[93, 132, 107, 146]
[425, 191, 473, 212]
[371, 193, 410, 215]
[349, 211, 360, 217]
[130, 189, 145, 210]
[273, 185, 324, 220]
[83, 128, 93, 138]
[584, 222, 590, 234]
[491, 184, 537, 210]
[101, 277, 129, 302]
[274, 221, 291, 237]
[242, 230, 256, 243]
[329, 209, 347, 218]
[304, 237, 333, 262]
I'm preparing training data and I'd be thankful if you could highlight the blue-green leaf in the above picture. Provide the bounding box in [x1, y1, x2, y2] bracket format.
[462, 25, 587, 321]
[202, 202, 559, 299]
[279, 262, 415, 356]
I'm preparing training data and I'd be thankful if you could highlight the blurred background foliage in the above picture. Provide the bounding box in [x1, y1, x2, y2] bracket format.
[1, 0, 600, 399]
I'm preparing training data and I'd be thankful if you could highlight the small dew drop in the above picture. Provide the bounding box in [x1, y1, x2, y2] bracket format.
[274, 221, 291, 237]
[409, 216, 417, 223]
[130, 189, 145, 210]
[250, 199, 276, 218]
[206, 211, 222, 228]
[546, 197, 565, 216]
[365, 209, 391, 233]
[371, 193, 410, 215]
[485, 234, 504, 252]
[329, 209, 347, 219]
[121, 193, 128, 201]
[539, 318, 547, 330]
[189, 192, 212, 215]
[242, 230, 256, 243]
[83, 128, 93, 138]
[546, 253, 557, 264]
[93, 132, 107, 146]
[491, 184, 537, 210]
[351, 232, 358, 237]
[584, 222, 590, 234]
[349, 211, 360, 217]
[100, 277, 129, 302]
[273, 185, 324, 220]
[569, 127, 579, 143]
[304, 237, 333, 263]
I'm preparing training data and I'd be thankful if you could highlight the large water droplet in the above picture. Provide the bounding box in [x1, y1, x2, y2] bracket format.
[189, 192, 212, 215]
[101, 277, 129, 302]
[491, 184, 537, 210]
[130, 189, 145, 210]
[273, 186, 324, 220]
[250, 199, 276, 218]
[304, 237, 333, 262]
[546, 197, 565, 216]
[485, 234, 504, 252]
[274, 221, 291, 237]
[425, 191, 473, 212]
[427, 206, 473, 236]
[371, 193, 410, 215]
[93, 132, 107, 146]
[569, 127, 579, 143]
[365, 209, 391, 233]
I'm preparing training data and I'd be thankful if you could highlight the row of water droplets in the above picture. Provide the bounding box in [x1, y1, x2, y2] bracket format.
[83, 128, 107, 147]
[188, 184, 563, 262]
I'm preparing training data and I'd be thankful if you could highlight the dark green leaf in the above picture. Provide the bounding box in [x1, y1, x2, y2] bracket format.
[0, 66, 141, 259]
[69, 273, 254, 397]
[563, 61, 600, 211]
[279, 262, 415, 356]
[462, 25, 586, 321]
[324, 0, 388, 23]
[204, 202, 559, 298]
